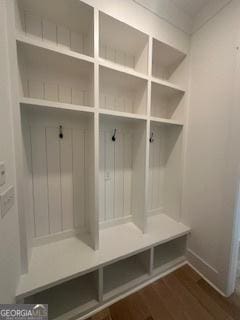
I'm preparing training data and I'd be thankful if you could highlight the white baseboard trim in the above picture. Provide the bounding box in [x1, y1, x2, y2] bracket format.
[187, 261, 227, 297]
[186, 248, 228, 297]
[78, 261, 188, 320]
[187, 248, 219, 276]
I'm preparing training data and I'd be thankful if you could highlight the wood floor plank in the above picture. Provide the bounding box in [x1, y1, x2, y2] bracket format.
[175, 267, 232, 320]
[180, 264, 202, 282]
[198, 279, 240, 320]
[91, 308, 112, 320]
[163, 273, 215, 320]
[88, 266, 240, 320]
[152, 279, 190, 320]
[109, 292, 151, 320]
[139, 284, 174, 320]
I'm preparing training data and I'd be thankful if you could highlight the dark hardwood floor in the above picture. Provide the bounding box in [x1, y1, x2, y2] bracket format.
[89, 265, 240, 320]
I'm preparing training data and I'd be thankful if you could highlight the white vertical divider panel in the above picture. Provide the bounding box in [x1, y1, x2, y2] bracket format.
[93, 113, 99, 249]
[150, 247, 154, 275]
[98, 267, 103, 303]
[131, 120, 147, 232]
[144, 36, 152, 232]
[6, 0, 30, 273]
[93, 8, 99, 249]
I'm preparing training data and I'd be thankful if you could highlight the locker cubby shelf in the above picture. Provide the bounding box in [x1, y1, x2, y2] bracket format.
[99, 114, 146, 230]
[103, 250, 151, 301]
[25, 271, 99, 320]
[20, 97, 95, 114]
[153, 236, 187, 275]
[152, 38, 186, 83]
[151, 81, 185, 121]
[15, 0, 94, 57]
[99, 66, 148, 115]
[20, 106, 96, 248]
[16, 34, 95, 64]
[99, 12, 149, 75]
[17, 42, 94, 108]
[17, 214, 190, 301]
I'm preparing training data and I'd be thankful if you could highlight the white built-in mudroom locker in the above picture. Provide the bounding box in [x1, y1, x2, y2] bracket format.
[2, 0, 240, 319]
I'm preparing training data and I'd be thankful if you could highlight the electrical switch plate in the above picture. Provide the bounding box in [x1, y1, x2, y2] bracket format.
[0, 162, 6, 186]
[0, 186, 14, 218]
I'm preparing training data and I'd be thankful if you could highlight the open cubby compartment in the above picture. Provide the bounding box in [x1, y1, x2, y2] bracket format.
[14, 0, 94, 57]
[148, 121, 183, 220]
[17, 42, 94, 107]
[152, 38, 186, 83]
[153, 236, 187, 274]
[103, 250, 151, 300]
[20, 105, 96, 249]
[99, 12, 149, 74]
[99, 115, 147, 231]
[99, 66, 147, 115]
[24, 270, 99, 320]
[151, 81, 185, 122]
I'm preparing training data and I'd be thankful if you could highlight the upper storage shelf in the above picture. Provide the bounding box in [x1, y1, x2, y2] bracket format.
[99, 12, 149, 75]
[100, 66, 147, 115]
[15, 0, 94, 57]
[151, 81, 185, 123]
[152, 38, 186, 83]
[17, 42, 94, 107]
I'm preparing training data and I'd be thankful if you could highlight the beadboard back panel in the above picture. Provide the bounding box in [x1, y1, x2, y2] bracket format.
[22, 108, 93, 243]
[99, 128, 133, 225]
[148, 126, 166, 215]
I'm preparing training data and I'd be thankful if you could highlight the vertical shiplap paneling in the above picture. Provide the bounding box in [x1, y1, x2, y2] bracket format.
[148, 127, 165, 214]
[114, 131, 124, 219]
[149, 136, 154, 211]
[31, 126, 49, 237]
[30, 123, 87, 239]
[99, 131, 105, 222]
[99, 129, 133, 223]
[72, 129, 85, 229]
[123, 132, 132, 217]
[152, 130, 161, 209]
[46, 127, 62, 234]
[60, 128, 74, 231]
[105, 131, 114, 221]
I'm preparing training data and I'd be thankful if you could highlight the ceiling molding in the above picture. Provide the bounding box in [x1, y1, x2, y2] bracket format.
[133, 0, 193, 34]
[193, 0, 233, 33]
[133, 0, 233, 35]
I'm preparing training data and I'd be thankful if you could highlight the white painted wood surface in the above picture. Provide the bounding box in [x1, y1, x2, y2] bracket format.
[10, 0, 190, 315]
[16, 214, 190, 299]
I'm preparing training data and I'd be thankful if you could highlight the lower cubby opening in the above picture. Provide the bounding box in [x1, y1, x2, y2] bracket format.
[103, 250, 151, 300]
[153, 236, 187, 274]
[24, 271, 99, 320]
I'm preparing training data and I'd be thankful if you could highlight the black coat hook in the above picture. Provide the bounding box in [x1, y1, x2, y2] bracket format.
[112, 128, 117, 142]
[59, 125, 63, 139]
[149, 132, 154, 143]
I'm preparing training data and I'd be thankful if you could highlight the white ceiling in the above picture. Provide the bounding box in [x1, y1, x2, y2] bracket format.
[170, 0, 211, 18]
[134, 0, 231, 34]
